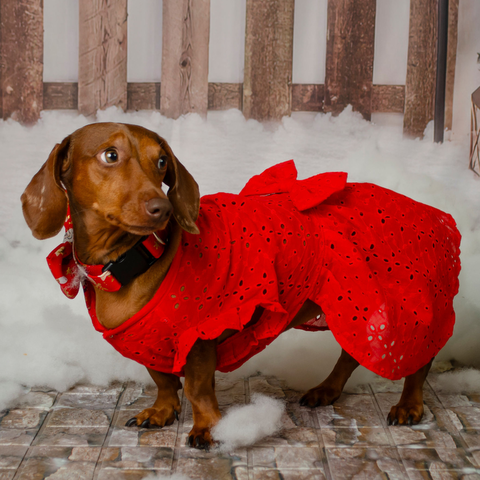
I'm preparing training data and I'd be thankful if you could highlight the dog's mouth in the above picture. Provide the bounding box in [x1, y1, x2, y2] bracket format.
[105, 213, 170, 236]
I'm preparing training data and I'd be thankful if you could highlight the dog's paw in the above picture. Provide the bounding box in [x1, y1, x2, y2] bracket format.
[126, 406, 180, 429]
[299, 386, 342, 408]
[187, 426, 216, 450]
[387, 402, 424, 426]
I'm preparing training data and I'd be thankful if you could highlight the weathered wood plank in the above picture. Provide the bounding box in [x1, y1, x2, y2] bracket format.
[243, 0, 295, 121]
[324, 0, 376, 120]
[371, 85, 405, 113]
[403, 0, 438, 138]
[292, 84, 325, 112]
[0, 0, 43, 124]
[127, 83, 159, 111]
[43, 83, 78, 110]
[78, 0, 128, 116]
[208, 83, 242, 110]
[445, 0, 459, 132]
[161, 0, 210, 119]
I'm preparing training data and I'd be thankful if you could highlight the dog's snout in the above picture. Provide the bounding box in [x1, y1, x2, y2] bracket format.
[145, 197, 172, 221]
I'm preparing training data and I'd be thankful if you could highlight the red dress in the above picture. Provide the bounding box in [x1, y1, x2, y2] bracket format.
[81, 161, 460, 380]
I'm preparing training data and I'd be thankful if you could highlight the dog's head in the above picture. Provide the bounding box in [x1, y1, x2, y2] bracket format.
[21, 123, 200, 240]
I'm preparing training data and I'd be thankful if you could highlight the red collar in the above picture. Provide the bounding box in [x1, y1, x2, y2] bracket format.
[47, 207, 166, 298]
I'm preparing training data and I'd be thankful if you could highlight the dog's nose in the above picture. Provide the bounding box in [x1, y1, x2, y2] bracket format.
[145, 197, 172, 221]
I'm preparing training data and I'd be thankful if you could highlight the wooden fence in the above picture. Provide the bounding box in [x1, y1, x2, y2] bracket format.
[0, 0, 459, 138]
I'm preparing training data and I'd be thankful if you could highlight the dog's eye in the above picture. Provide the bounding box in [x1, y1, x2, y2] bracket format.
[100, 149, 118, 164]
[158, 155, 168, 169]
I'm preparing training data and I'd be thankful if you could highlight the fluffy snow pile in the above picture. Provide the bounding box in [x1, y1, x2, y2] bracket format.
[0, 107, 479, 410]
[212, 394, 285, 451]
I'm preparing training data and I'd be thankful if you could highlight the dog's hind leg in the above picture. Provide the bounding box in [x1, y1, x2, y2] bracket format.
[387, 357, 434, 426]
[126, 369, 182, 428]
[184, 339, 221, 450]
[300, 349, 359, 407]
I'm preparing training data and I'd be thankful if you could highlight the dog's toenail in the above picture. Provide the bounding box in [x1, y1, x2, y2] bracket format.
[125, 417, 137, 427]
[407, 415, 413, 425]
[174, 410, 179, 421]
[140, 419, 151, 428]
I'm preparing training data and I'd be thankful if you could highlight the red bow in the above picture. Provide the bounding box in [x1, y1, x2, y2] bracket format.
[240, 160, 347, 211]
[47, 208, 165, 298]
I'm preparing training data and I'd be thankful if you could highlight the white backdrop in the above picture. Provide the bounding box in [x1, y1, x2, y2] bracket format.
[43, 0, 480, 139]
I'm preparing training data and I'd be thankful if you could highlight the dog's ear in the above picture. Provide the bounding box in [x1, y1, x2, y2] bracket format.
[162, 142, 200, 235]
[21, 136, 70, 239]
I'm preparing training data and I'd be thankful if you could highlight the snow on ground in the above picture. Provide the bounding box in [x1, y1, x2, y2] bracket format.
[0, 107, 479, 410]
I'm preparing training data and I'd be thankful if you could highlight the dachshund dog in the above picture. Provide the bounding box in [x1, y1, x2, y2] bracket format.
[21, 123, 460, 450]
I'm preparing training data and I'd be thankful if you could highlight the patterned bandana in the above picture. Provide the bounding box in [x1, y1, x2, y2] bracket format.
[46, 207, 166, 298]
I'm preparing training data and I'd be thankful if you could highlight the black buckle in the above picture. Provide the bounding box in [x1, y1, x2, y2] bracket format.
[102, 237, 158, 287]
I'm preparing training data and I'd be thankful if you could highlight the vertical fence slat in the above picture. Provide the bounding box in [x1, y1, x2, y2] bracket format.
[403, 0, 438, 138]
[324, 0, 376, 121]
[78, 0, 128, 117]
[243, 0, 295, 121]
[161, 0, 210, 119]
[445, 0, 459, 132]
[0, 0, 43, 124]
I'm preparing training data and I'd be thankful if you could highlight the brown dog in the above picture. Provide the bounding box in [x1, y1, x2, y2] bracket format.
[21, 122, 456, 450]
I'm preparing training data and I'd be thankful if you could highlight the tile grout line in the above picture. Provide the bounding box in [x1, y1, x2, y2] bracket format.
[92, 382, 128, 480]
[367, 383, 411, 480]
[309, 405, 334, 480]
[12, 389, 60, 480]
[245, 376, 253, 480]
[171, 384, 187, 476]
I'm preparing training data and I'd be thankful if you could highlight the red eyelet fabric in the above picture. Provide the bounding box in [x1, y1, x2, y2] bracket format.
[87, 161, 461, 380]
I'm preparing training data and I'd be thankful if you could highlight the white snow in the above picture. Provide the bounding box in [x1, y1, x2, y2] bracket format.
[0, 107, 479, 411]
[212, 394, 285, 451]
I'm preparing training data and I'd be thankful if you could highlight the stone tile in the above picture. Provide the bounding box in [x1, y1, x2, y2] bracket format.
[118, 385, 157, 410]
[10, 391, 56, 410]
[0, 409, 47, 430]
[215, 374, 246, 395]
[322, 427, 391, 448]
[438, 394, 480, 408]
[399, 448, 479, 471]
[55, 393, 119, 410]
[257, 427, 319, 447]
[32, 426, 109, 446]
[406, 470, 480, 480]
[0, 446, 28, 470]
[0, 430, 36, 446]
[445, 407, 480, 429]
[460, 429, 480, 450]
[98, 446, 174, 470]
[249, 377, 286, 399]
[316, 394, 384, 428]
[390, 426, 458, 449]
[67, 383, 124, 395]
[251, 446, 324, 469]
[326, 447, 406, 480]
[0, 471, 15, 480]
[95, 469, 161, 480]
[251, 468, 326, 480]
[15, 446, 100, 480]
[175, 448, 247, 479]
[46, 408, 113, 427]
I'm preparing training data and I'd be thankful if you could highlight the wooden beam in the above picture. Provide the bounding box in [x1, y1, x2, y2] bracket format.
[78, 0, 128, 116]
[371, 85, 405, 113]
[243, 0, 295, 121]
[324, 0, 376, 120]
[127, 83, 160, 111]
[161, 0, 210, 119]
[445, 0, 459, 132]
[403, 0, 438, 138]
[0, 0, 43, 124]
[43, 83, 78, 110]
[292, 84, 325, 112]
[208, 83, 243, 110]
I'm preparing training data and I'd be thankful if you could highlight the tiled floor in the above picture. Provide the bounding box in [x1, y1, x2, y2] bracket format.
[1, 373, 480, 479]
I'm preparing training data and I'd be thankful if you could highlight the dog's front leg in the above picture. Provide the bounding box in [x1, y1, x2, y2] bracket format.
[184, 339, 221, 450]
[126, 368, 182, 428]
